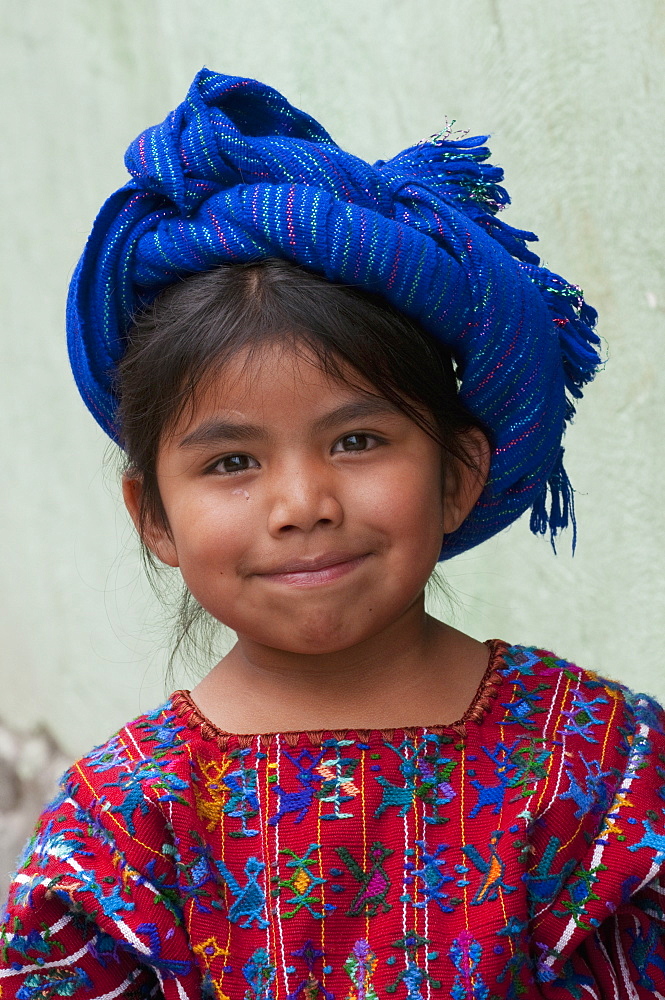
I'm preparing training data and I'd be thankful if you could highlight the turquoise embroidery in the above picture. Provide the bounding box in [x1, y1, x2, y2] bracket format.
[102, 761, 188, 835]
[274, 844, 334, 919]
[462, 831, 516, 905]
[507, 738, 550, 799]
[178, 832, 224, 914]
[559, 754, 613, 820]
[525, 836, 576, 915]
[494, 918, 532, 997]
[626, 921, 665, 990]
[374, 740, 419, 819]
[406, 841, 456, 913]
[419, 734, 458, 824]
[316, 739, 360, 820]
[560, 690, 609, 743]
[216, 856, 269, 929]
[224, 748, 260, 837]
[386, 932, 440, 997]
[552, 862, 607, 930]
[16, 967, 93, 998]
[500, 679, 549, 729]
[243, 947, 276, 1000]
[448, 930, 488, 1000]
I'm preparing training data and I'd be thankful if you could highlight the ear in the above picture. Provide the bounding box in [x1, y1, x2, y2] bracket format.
[121, 473, 180, 568]
[442, 428, 491, 535]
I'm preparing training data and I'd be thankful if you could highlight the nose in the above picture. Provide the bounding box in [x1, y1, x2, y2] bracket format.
[266, 461, 344, 536]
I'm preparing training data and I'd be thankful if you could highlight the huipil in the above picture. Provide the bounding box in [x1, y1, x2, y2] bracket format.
[3, 641, 665, 998]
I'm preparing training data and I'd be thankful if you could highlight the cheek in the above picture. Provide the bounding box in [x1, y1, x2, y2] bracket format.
[378, 457, 444, 518]
[357, 464, 445, 554]
[167, 492, 255, 565]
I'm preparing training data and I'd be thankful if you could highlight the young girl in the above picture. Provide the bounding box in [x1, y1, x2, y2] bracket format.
[3, 69, 664, 999]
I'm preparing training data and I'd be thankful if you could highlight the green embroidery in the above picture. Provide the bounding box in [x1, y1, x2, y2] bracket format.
[336, 842, 393, 916]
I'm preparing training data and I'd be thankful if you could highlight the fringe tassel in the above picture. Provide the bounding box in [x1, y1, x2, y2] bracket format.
[392, 132, 603, 555]
[417, 135, 603, 399]
[530, 448, 578, 553]
[523, 265, 602, 402]
[404, 134, 542, 264]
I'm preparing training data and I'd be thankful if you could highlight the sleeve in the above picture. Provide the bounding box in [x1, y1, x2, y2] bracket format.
[0, 788, 162, 998]
[586, 877, 665, 994]
[530, 684, 665, 997]
[0, 740, 198, 999]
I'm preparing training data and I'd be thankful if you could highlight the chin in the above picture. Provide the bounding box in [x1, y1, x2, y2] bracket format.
[271, 629, 359, 657]
[245, 612, 378, 656]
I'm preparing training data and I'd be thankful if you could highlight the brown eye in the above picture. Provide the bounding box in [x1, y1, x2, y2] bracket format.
[333, 433, 380, 453]
[214, 454, 259, 474]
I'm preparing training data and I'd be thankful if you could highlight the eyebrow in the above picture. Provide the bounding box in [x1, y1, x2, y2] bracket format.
[312, 398, 403, 432]
[178, 420, 267, 449]
[177, 398, 403, 450]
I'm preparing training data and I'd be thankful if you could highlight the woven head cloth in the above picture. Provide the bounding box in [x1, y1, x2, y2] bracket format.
[66, 68, 602, 559]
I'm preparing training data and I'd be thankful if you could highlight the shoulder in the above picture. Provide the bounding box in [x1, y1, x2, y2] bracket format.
[494, 645, 665, 979]
[492, 640, 665, 854]
[2, 698, 198, 989]
[496, 641, 665, 877]
[24, 695, 195, 867]
[9, 696, 195, 924]
[496, 640, 665, 738]
[67, 694, 192, 792]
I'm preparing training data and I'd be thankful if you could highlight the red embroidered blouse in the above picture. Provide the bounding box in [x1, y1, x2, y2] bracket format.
[2, 641, 665, 998]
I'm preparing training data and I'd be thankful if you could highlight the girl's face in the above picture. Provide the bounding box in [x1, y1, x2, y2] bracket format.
[127, 341, 481, 656]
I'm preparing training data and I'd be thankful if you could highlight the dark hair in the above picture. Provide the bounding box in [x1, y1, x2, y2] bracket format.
[116, 259, 486, 667]
[118, 258, 485, 521]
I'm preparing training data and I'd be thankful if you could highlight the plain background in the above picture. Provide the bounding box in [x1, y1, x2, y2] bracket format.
[2, 0, 664, 767]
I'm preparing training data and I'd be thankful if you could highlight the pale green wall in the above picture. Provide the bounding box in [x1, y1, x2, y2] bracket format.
[2, 0, 664, 759]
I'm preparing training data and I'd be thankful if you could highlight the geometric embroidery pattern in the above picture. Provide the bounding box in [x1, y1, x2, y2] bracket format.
[3, 642, 665, 999]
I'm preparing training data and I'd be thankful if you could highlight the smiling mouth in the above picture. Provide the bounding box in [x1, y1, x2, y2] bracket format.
[257, 554, 370, 588]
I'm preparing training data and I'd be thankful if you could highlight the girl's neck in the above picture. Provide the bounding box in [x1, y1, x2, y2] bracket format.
[190, 601, 490, 734]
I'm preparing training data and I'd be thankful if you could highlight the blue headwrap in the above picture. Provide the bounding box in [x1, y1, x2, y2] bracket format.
[66, 68, 601, 558]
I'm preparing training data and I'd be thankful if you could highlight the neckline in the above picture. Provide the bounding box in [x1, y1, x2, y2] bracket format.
[169, 639, 509, 749]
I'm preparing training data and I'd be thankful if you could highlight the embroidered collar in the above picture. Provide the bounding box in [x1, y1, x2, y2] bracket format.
[170, 639, 508, 749]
